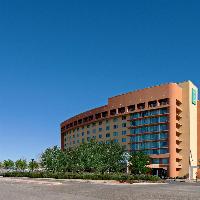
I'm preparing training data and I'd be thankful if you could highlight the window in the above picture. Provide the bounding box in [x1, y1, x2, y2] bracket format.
[87, 125, 90, 128]
[160, 149, 168, 154]
[161, 158, 169, 164]
[128, 105, 135, 112]
[160, 108, 169, 114]
[92, 129, 96, 134]
[148, 101, 157, 108]
[87, 137, 90, 141]
[160, 124, 168, 131]
[113, 118, 118, 122]
[82, 132, 84, 136]
[99, 134, 102, 138]
[82, 138, 85, 143]
[160, 116, 168, 122]
[88, 115, 93, 121]
[137, 103, 145, 110]
[113, 132, 118, 136]
[95, 113, 101, 119]
[99, 121, 102, 125]
[99, 127, 102, 132]
[122, 123, 126, 127]
[106, 141, 110, 144]
[122, 138, 126, 142]
[118, 107, 125, 114]
[102, 111, 108, 118]
[160, 141, 168, 147]
[77, 140, 80, 143]
[152, 159, 159, 164]
[83, 117, 88, 123]
[77, 133, 79, 137]
[106, 133, 110, 138]
[114, 139, 118, 143]
[113, 125, 118, 129]
[110, 109, 117, 115]
[106, 126, 110, 131]
[160, 132, 168, 139]
[159, 98, 169, 106]
[122, 131, 126, 135]
[130, 112, 140, 119]
[87, 130, 90, 135]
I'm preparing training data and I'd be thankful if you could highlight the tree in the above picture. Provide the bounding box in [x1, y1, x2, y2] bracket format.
[28, 160, 39, 172]
[3, 159, 15, 171]
[95, 141, 125, 173]
[73, 140, 125, 173]
[40, 146, 67, 173]
[15, 159, 27, 171]
[129, 151, 150, 175]
[40, 141, 125, 174]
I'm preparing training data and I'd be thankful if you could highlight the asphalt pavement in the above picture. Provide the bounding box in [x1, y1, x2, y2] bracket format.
[0, 177, 200, 200]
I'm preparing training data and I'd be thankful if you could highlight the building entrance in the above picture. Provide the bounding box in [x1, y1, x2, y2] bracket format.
[152, 168, 167, 178]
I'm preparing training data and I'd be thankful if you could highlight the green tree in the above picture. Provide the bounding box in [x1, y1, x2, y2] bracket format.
[41, 141, 125, 174]
[73, 140, 125, 173]
[28, 160, 39, 172]
[15, 159, 27, 171]
[3, 159, 15, 170]
[129, 151, 150, 175]
[95, 141, 125, 173]
[40, 146, 67, 173]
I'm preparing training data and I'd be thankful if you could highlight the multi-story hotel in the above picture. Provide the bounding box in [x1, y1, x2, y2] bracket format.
[61, 80, 200, 179]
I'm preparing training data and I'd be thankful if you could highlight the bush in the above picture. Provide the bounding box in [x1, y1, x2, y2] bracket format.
[0, 171, 161, 182]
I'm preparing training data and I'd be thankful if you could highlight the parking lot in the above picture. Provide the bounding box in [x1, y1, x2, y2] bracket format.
[0, 177, 200, 200]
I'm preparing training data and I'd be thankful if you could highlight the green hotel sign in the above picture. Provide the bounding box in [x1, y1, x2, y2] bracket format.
[192, 88, 197, 105]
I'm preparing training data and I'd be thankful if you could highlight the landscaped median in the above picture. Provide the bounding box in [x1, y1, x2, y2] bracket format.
[0, 172, 163, 184]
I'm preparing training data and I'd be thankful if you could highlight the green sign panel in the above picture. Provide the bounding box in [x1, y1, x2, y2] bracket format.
[192, 88, 197, 105]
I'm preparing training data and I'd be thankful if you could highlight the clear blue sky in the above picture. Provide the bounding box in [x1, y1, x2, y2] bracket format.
[0, 0, 200, 161]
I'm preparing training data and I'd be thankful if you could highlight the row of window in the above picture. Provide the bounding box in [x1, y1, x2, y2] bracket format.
[65, 137, 127, 145]
[130, 124, 168, 134]
[131, 141, 168, 150]
[137, 148, 169, 155]
[151, 158, 169, 164]
[66, 130, 127, 139]
[62, 115, 127, 131]
[65, 122, 127, 135]
[130, 108, 169, 119]
[130, 116, 168, 126]
[130, 132, 168, 142]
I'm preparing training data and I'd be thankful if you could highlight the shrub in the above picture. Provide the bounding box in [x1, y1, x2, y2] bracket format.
[0, 171, 161, 182]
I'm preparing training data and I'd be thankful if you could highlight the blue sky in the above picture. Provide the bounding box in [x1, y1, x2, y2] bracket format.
[0, 0, 200, 161]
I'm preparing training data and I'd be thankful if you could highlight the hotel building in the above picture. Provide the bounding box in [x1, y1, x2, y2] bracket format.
[61, 80, 200, 179]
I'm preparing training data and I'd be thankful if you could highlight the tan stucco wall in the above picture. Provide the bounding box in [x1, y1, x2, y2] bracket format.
[197, 101, 200, 178]
[178, 81, 198, 179]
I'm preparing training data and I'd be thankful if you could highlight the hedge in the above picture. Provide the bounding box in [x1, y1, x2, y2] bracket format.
[0, 172, 162, 182]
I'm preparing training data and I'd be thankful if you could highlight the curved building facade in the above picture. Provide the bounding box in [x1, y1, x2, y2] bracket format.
[61, 80, 200, 178]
